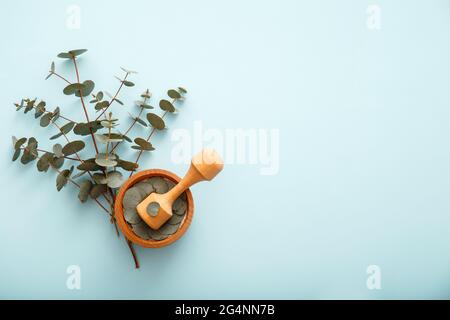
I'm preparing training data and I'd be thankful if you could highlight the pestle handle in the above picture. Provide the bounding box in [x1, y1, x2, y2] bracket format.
[165, 149, 224, 203]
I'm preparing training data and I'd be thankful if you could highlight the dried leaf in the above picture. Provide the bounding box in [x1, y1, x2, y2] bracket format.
[37, 152, 53, 172]
[57, 49, 87, 59]
[63, 83, 85, 95]
[14, 137, 27, 150]
[77, 158, 101, 171]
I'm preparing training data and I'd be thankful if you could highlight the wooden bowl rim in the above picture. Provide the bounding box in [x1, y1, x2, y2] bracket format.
[115, 169, 194, 248]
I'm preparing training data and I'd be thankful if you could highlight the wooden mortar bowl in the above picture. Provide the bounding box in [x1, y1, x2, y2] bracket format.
[115, 169, 194, 248]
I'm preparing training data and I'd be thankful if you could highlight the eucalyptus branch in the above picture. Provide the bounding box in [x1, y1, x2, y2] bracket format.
[95, 72, 129, 121]
[129, 110, 169, 178]
[22, 147, 81, 162]
[32, 152, 111, 215]
[110, 92, 149, 153]
[71, 57, 99, 155]
[12, 49, 187, 270]
[51, 72, 72, 85]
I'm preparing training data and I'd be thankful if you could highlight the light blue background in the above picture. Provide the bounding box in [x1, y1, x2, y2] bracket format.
[1, 0, 449, 299]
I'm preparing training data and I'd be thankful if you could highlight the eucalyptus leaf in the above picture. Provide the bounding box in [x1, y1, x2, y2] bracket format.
[123, 80, 135, 87]
[90, 184, 107, 199]
[135, 117, 148, 127]
[35, 101, 46, 118]
[92, 173, 107, 184]
[116, 159, 138, 171]
[61, 121, 75, 134]
[40, 113, 52, 127]
[49, 132, 63, 140]
[124, 208, 141, 224]
[51, 107, 60, 123]
[50, 61, 55, 72]
[114, 98, 124, 105]
[72, 171, 87, 179]
[77, 158, 101, 171]
[75, 80, 95, 97]
[50, 156, 65, 169]
[168, 89, 181, 99]
[24, 100, 35, 113]
[159, 99, 175, 113]
[78, 180, 92, 203]
[62, 140, 85, 156]
[74, 121, 103, 135]
[106, 171, 123, 188]
[57, 49, 87, 59]
[95, 100, 109, 111]
[63, 83, 85, 95]
[12, 148, 21, 162]
[120, 67, 138, 74]
[56, 166, 73, 191]
[53, 144, 63, 158]
[14, 137, 27, 150]
[178, 87, 187, 94]
[134, 138, 154, 151]
[146, 113, 165, 130]
[37, 152, 53, 172]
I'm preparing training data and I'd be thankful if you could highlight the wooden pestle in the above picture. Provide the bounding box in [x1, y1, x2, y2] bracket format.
[136, 149, 224, 230]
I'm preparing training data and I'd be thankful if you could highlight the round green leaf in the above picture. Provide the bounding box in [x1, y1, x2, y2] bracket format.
[134, 138, 154, 151]
[159, 99, 175, 113]
[106, 171, 123, 188]
[75, 80, 95, 97]
[123, 80, 135, 87]
[90, 184, 107, 199]
[168, 89, 181, 99]
[62, 141, 85, 156]
[63, 83, 85, 95]
[78, 180, 93, 203]
[146, 113, 165, 130]
[56, 166, 73, 191]
[57, 49, 87, 59]
[116, 159, 138, 171]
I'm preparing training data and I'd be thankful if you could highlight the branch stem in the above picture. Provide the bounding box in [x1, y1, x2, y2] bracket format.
[71, 57, 99, 155]
[95, 73, 129, 121]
